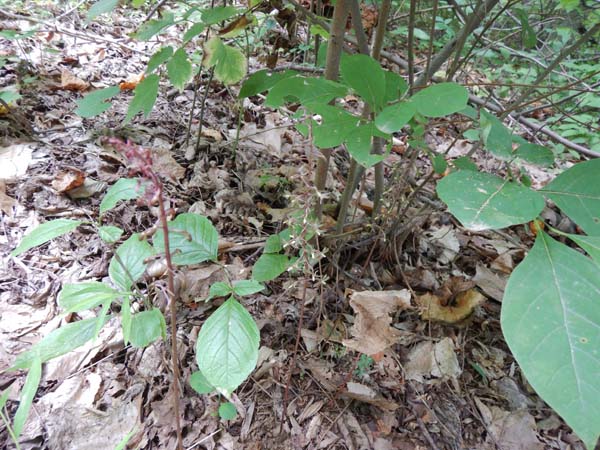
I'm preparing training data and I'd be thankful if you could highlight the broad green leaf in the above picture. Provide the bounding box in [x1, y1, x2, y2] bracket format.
[311, 104, 360, 148]
[13, 357, 41, 438]
[264, 234, 284, 253]
[203, 37, 247, 85]
[201, 6, 239, 25]
[153, 213, 218, 265]
[514, 143, 554, 166]
[0, 390, 9, 411]
[11, 219, 82, 257]
[375, 101, 416, 134]
[87, 0, 118, 21]
[167, 48, 192, 92]
[100, 178, 149, 215]
[253, 253, 290, 281]
[515, 9, 536, 49]
[146, 46, 174, 73]
[480, 110, 513, 158]
[384, 71, 408, 103]
[98, 225, 124, 243]
[207, 282, 233, 301]
[345, 124, 386, 168]
[218, 401, 237, 420]
[265, 76, 347, 108]
[501, 232, 600, 449]
[239, 69, 297, 98]
[59, 282, 121, 313]
[11, 317, 107, 369]
[453, 156, 478, 171]
[0, 88, 21, 105]
[562, 234, 600, 265]
[340, 54, 386, 111]
[133, 12, 175, 40]
[411, 83, 468, 117]
[542, 159, 600, 235]
[125, 74, 159, 123]
[109, 233, 154, 291]
[431, 153, 448, 174]
[74, 86, 119, 118]
[437, 171, 544, 230]
[190, 371, 215, 394]
[183, 23, 205, 43]
[232, 280, 264, 297]
[129, 309, 165, 348]
[196, 298, 260, 395]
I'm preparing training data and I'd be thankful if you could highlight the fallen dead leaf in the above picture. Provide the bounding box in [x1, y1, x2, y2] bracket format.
[119, 73, 144, 91]
[67, 178, 107, 199]
[52, 167, 86, 193]
[0, 180, 17, 214]
[473, 264, 507, 302]
[416, 289, 485, 323]
[343, 289, 411, 356]
[61, 68, 89, 91]
[152, 146, 185, 182]
[0, 143, 34, 180]
[343, 382, 399, 410]
[405, 337, 461, 381]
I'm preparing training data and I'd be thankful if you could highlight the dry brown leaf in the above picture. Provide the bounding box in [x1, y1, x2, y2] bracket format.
[60, 68, 89, 91]
[0, 181, 17, 214]
[343, 289, 411, 356]
[52, 167, 86, 193]
[0, 143, 34, 180]
[416, 289, 485, 323]
[152, 146, 185, 181]
[405, 337, 461, 381]
[119, 73, 144, 91]
[343, 382, 399, 411]
[67, 178, 107, 199]
[488, 406, 544, 450]
[473, 264, 507, 303]
[201, 127, 223, 142]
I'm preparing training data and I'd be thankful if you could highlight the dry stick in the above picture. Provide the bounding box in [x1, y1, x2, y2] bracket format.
[348, 0, 370, 57]
[407, 0, 417, 89]
[313, 0, 350, 219]
[195, 68, 215, 153]
[503, 21, 600, 116]
[424, 0, 439, 79]
[519, 80, 600, 117]
[414, 0, 501, 88]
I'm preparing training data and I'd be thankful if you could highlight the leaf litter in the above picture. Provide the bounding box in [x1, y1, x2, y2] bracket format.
[0, 3, 588, 450]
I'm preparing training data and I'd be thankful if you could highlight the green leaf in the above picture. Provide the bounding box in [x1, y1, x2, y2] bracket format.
[516, 9, 537, 49]
[431, 153, 447, 174]
[514, 143, 554, 166]
[375, 101, 416, 134]
[196, 298, 260, 395]
[239, 69, 297, 98]
[74, 86, 120, 118]
[190, 371, 215, 394]
[125, 74, 159, 123]
[153, 213, 219, 265]
[265, 76, 347, 109]
[133, 12, 175, 40]
[345, 124, 386, 168]
[232, 280, 264, 297]
[411, 83, 469, 118]
[11, 317, 107, 370]
[0, 88, 21, 104]
[501, 232, 600, 450]
[437, 171, 545, 230]
[207, 282, 233, 301]
[58, 282, 121, 313]
[11, 219, 82, 257]
[562, 234, 600, 265]
[252, 253, 290, 282]
[167, 48, 193, 92]
[340, 54, 386, 111]
[100, 178, 149, 215]
[13, 357, 41, 438]
[264, 234, 284, 253]
[541, 159, 600, 235]
[218, 401, 237, 420]
[480, 110, 513, 158]
[109, 233, 154, 291]
[129, 309, 165, 348]
[121, 297, 132, 345]
[146, 46, 174, 73]
[202, 37, 247, 85]
[98, 225, 124, 243]
[201, 6, 239, 25]
[183, 23, 205, 43]
[384, 71, 408, 103]
[87, 0, 119, 21]
[453, 156, 478, 171]
[311, 104, 360, 148]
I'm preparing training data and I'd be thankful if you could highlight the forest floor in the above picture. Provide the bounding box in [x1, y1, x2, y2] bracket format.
[0, 3, 591, 450]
